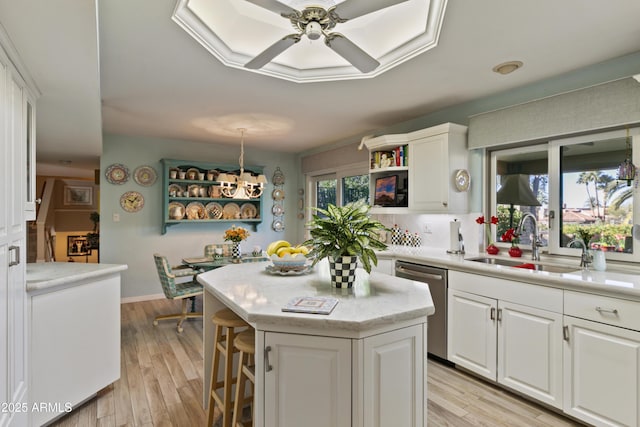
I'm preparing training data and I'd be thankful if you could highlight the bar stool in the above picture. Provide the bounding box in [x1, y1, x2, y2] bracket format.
[232, 329, 255, 427]
[207, 308, 248, 427]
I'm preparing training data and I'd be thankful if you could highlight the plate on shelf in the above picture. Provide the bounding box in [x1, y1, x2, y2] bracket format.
[205, 202, 223, 219]
[168, 184, 183, 197]
[186, 168, 200, 180]
[222, 202, 240, 219]
[168, 201, 185, 219]
[133, 165, 157, 186]
[265, 264, 312, 276]
[272, 204, 284, 216]
[186, 202, 206, 219]
[105, 163, 129, 185]
[240, 203, 257, 219]
[272, 189, 285, 201]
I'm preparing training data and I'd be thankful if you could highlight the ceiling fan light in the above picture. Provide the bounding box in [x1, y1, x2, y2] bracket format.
[306, 21, 322, 40]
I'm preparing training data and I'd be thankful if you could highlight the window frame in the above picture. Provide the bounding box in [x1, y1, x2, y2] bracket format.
[488, 127, 640, 263]
[306, 162, 369, 212]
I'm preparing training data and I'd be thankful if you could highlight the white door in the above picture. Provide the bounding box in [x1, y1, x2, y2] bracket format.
[498, 301, 563, 409]
[564, 316, 640, 427]
[0, 50, 28, 427]
[264, 332, 351, 427]
[447, 289, 497, 380]
[408, 134, 448, 212]
[362, 324, 425, 427]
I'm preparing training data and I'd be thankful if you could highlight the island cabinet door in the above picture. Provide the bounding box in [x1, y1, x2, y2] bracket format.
[563, 316, 640, 427]
[447, 289, 497, 380]
[360, 324, 425, 427]
[263, 332, 352, 427]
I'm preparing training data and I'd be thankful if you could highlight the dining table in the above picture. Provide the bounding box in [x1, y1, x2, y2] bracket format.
[182, 253, 269, 271]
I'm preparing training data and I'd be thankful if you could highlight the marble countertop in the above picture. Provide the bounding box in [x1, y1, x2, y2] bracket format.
[26, 262, 128, 293]
[378, 246, 640, 301]
[198, 260, 435, 333]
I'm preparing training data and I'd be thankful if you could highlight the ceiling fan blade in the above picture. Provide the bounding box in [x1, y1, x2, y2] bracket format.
[243, 0, 298, 16]
[332, 0, 410, 20]
[245, 34, 301, 69]
[325, 33, 380, 73]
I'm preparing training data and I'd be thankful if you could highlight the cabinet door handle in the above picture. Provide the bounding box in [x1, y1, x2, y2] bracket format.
[497, 308, 503, 321]
[264, 345, 273, 372]
[595, 306, 618, 315]
[8, 245, 20, 267]
[490, 307, 496, 320]
[563, 325, 569, 342]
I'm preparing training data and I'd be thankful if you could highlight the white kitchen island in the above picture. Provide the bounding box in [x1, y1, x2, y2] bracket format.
[198, 260, 435, 427]
[26, 262, 126, 426]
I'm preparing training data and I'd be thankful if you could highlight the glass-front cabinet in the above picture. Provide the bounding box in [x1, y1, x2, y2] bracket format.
[160, 159, 264, 234]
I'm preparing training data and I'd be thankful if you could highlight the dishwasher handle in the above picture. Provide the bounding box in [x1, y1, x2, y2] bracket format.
[395, 265, 443, 281]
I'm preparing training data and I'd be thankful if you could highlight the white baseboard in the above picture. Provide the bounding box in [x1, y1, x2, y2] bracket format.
[121, 293, 165, 304]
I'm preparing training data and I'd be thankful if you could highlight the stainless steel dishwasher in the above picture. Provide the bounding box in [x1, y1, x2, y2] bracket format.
[395, 261, 448, 360]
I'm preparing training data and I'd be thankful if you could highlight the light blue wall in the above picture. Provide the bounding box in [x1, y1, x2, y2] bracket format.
[101, 134, 298, 298]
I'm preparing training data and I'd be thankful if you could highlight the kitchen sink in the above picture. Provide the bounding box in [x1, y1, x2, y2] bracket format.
[466, 257, 579, 274]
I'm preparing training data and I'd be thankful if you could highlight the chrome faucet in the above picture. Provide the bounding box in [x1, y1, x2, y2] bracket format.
[516, 212, 542, 261]
[568, 238, 593, 269]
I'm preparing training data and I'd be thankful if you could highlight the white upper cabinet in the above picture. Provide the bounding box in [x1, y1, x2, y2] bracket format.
[365, 123, 469, 214]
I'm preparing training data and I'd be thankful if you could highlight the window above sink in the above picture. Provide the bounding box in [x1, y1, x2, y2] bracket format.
[488, 127, 640, 264]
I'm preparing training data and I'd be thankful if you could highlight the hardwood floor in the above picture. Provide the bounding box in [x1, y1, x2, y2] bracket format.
[50, 299, 582, 427]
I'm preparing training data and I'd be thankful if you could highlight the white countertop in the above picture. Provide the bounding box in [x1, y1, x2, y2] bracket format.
[198, 259, 435, 332]
[379, 246, 640, 301]
[26, 262, 128, 293]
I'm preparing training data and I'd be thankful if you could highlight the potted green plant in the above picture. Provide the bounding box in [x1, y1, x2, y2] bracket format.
[86, 211, 100, 250]
[304, 200, 389, 288]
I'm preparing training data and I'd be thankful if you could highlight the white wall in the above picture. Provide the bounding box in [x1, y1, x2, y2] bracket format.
[101, 134, 298, 298]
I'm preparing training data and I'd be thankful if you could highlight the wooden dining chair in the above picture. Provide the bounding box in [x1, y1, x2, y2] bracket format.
[152, 253, 203, 333]
[204, 243, 234, 258]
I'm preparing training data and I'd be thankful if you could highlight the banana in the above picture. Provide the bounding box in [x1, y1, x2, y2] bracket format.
[267, 240, 290, 256]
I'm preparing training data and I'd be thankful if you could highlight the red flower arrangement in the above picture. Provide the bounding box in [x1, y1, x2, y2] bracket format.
[501, 228, 522, 257]
[476, 215, 499, 254]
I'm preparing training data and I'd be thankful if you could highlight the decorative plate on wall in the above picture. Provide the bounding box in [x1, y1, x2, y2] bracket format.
[120, 191, 144, 212]
[105, 163, 130, 185]
[272, 167, 285, 186]
[454, 169, 470, 192]
[133, 165, 158, 186]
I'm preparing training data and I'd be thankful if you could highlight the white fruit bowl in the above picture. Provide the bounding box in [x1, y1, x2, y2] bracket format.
[270, 253, 308, 269]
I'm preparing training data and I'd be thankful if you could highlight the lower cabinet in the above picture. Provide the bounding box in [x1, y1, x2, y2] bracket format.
[263, 323, 425, 427]
[264, 333, 352, 427]
[563, 291, 640, 427]
[448, 271, 563, 409]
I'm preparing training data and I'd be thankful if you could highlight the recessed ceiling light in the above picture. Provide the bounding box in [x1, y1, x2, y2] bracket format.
[492, 61, 523, 75]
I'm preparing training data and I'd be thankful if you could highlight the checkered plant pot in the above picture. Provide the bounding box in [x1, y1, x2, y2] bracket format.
[328, 256, 358, 288]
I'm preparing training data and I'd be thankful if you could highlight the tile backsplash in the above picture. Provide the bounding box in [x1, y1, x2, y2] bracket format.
[373, 212, 482, 253]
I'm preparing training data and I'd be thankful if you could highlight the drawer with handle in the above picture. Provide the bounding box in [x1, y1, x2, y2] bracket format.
[564, 290, 640, 331]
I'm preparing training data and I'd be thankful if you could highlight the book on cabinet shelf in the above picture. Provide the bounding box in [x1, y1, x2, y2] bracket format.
[371, 145, 408, 170]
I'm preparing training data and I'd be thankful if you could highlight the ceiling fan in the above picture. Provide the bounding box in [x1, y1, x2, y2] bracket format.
[244, 0, 410, 73]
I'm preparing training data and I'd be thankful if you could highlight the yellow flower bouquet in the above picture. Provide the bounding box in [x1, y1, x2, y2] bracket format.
[224, 225, 249, 243]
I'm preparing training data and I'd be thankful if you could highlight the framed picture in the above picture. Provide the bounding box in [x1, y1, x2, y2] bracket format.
[374, 175, 398, 206]
[67, 235, 91, 256]
[64, 186, 93, 206]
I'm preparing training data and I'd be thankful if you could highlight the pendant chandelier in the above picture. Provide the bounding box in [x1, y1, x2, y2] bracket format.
[617, 128, 636, 186]
[217, 129, 268, 199]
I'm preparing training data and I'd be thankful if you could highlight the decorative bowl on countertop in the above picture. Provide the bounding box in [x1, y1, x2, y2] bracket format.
[270, 254, 308, 271]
